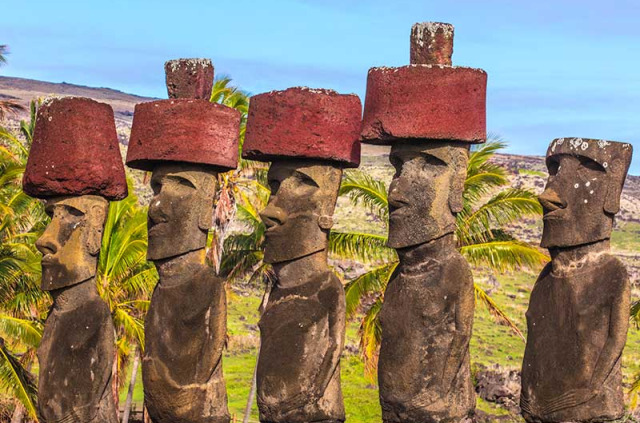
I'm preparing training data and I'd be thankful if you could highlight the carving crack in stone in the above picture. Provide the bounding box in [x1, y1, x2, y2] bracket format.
[520, 137, 633, 422]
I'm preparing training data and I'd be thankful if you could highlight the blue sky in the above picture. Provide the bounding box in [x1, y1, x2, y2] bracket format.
[2, 0, 640, 174]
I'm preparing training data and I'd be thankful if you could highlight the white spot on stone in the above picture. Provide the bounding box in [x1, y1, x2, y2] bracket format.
[584, 199, 588, 203]
[574, 183, 579, 188]
[603, 162, 608, 168]
[590, 190, 594, 194]
[48, 116, 52, 122]
[598, 140, 611, 148]
[581, 142, 589, 150]
[155, 201, 161, 207]
[585, 181, 590, 187]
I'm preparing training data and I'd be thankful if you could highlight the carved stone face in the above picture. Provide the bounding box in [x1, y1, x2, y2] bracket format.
[147, 164, 217, 261]
[36, 195, 108, 291]
[387, 141, 468, 249]
[540, 154, 611, 248]
[261, 160, 342, 264]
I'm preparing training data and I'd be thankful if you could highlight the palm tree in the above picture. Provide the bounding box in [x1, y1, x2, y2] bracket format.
[0, 99, 48, 422]
[329, 139, 549, 377]
[0, 45, 26, 121]
[95, 182, 157, 416]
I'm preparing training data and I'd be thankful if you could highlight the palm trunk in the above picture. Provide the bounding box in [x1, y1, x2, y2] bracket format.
[121, 346, 140, 423]
[9, 402, 25, 423]
[243, 280, 273, 423]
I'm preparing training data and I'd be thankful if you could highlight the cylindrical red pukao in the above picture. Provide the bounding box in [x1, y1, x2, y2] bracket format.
[164, 58, 214, 100]
[243, 87, 362, 167]
[360, 65, 487, 144]
[126, 99, 240, 171]
[22, 96, 128, 200]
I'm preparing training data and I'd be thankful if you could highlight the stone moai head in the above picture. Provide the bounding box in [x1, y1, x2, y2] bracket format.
[360, 22, 487, 249]
[22, 97, 128, 290]
[126, 59, 240, 261]
[539, 138, 632, 249]
[243, 87, 362, 264]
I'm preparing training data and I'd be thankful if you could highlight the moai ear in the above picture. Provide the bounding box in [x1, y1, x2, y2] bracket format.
[198, 173, 218, 231]
[448, 152, 468, 214]
[87, 203, 107, 256]
[603, 160, 624, 215]
[318, 215, 334, 230]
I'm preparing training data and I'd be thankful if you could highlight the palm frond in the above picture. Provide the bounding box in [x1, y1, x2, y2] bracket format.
[0, 315, 43, 349]
[0, 340, 38, 420]
[345, 262, 397, 318]
[461, 240, 549, 272]
[474, 284, 525, 341]
[329, 231, 395, 263]
[359, 295, 383, 381]
[339, 170, 388, 221]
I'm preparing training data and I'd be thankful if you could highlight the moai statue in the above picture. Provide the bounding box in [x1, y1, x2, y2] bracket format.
[242, 87, 362, 423]
[360, 23, 487, 423]
[22, 97, 128, 423]
[126, 59, 240, 423]
[520, 138, 633, 422]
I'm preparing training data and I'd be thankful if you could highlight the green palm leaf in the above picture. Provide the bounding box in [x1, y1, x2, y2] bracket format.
[345, 262, 397, 318]
[0, 340, 38, 420]
[461, 240, 549, 272]
[329, 231, 395, 263]
[339, 170, 388, 221]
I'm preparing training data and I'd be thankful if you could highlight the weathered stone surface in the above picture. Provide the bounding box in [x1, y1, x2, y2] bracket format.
[142, 164, 230, 423]
[35, 195, 117, 423]
[165, 58, 214, 100]
[520, 138, 633, 422]
[243, 87, 362, 167]
[360, 65, 486, 144]
[410, 22, 454, 66]
[143, 252, 229, 423]
[23, 97, 127, 200]
[126, 99, 240, 171]
[475, 364, 521, 413]
[256, 160, 346, 422]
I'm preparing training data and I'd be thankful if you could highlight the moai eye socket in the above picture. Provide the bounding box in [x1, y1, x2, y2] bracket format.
[547, 158, 560, 176]
[268, 179, 281, 195]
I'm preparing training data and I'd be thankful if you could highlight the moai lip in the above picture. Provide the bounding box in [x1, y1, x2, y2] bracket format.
[23, 98, 124, 423]
[23, 96, 128, 200]
[165, 58, 214, 100]
[521, 138, 633, 422]
[132, 58, 237, 423]
[243, 87, 360, 423]
[362, 23, 482, 422]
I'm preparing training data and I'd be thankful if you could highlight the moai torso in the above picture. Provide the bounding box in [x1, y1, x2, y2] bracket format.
[22, 97, 128, 423]
[520, 137, 633, 423]
[143, 261, 229, 423]
[258, 271, 345, 423]
[379, 241, 474, 422]
[521, 255, 628, 421]
[38, 281, 118, 423]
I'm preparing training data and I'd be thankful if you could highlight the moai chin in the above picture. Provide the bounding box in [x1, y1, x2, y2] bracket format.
[126, 58, 240, 423]
[520, 138, 633, 422]
[360, 22, 487, 423]
[22, 96, 128, 423]
[243, 87, 362, 423]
